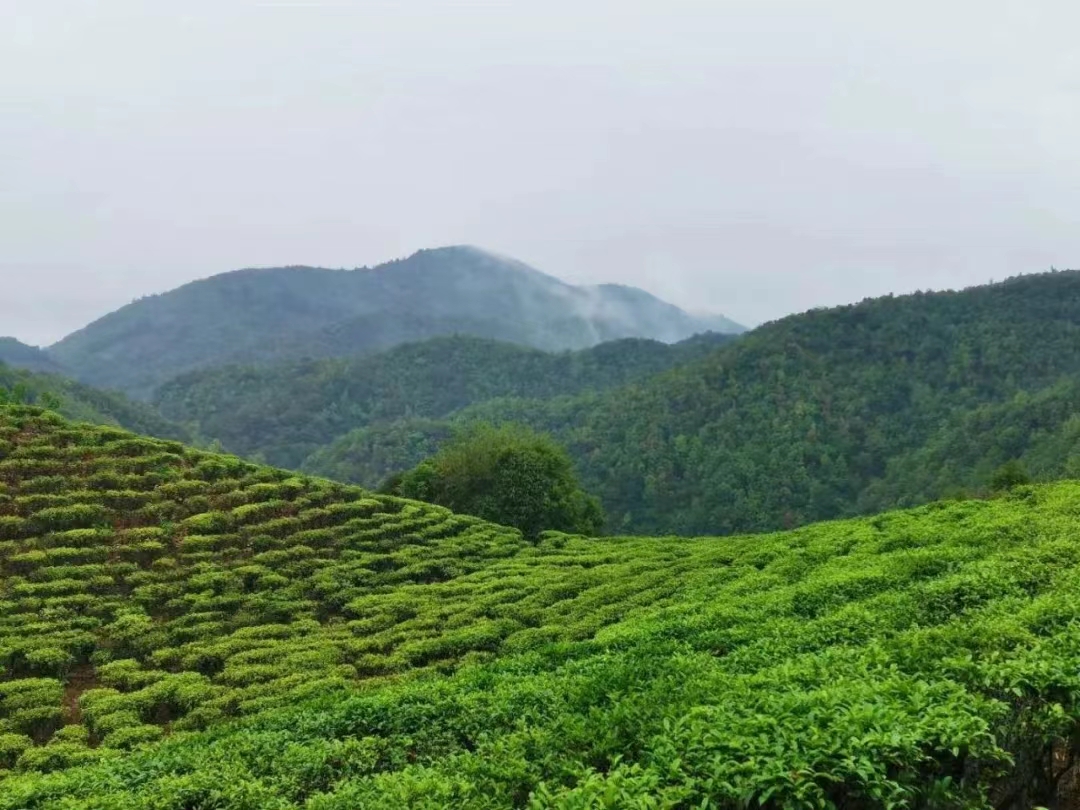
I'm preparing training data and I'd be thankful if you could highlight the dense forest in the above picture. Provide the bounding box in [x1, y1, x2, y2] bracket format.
[302, 270, 1080, 535]
[3, 406, 1080, 807]
[46, 247, 742, 398]
[154, 333, 735, 468]
[0, 362, 189, 442]
[0, 340, 68, 376]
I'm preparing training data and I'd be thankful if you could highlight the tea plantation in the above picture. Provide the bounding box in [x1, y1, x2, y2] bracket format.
[4, 405, 1080, 807]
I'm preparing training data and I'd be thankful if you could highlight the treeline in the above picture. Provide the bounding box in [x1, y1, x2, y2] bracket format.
[67, 267, 1080, 537]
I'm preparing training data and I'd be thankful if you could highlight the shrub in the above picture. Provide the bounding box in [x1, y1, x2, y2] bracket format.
[0, 733, 31, 769]
[0, 517, 28, 540]
[992, 459, 1032, 492]
[47, 528, 113, 548]
[32, 505, 109, 532]
[102, 723, 164, 750]
[181, 512, 234, 534]
[22, 648, 75, 679]
[20, 476, 68, 495]
[16, 741, 103, 773]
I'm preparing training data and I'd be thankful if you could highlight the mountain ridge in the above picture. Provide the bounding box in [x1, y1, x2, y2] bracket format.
[47, 246, 743, 398]
[0, 338, 68, 375]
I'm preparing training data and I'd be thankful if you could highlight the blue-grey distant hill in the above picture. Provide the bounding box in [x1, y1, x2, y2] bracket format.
[47, 246, 743, 398]
[0, 337, 69, 375]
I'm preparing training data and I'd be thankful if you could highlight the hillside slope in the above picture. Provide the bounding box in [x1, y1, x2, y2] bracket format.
[154, 332, 737, 468]
[0, 405, 521, 766]
[48, 247, 742, 398]
[0, 340, 66, 376]
[864, 378, 1080, 508]
[307, 270, 1080, 535]
[3, 407, 1080, 807]
[0, 363, 189, 442]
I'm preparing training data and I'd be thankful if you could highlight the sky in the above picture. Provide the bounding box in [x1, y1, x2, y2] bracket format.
[3, 0, 1080, 345]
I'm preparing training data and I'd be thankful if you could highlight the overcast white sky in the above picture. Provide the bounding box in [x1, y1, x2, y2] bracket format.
[3, 0, 1079, 345]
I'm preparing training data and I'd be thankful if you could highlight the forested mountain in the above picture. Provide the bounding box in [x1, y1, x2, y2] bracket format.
[865, 378, 1080, 507]
[0, 363, 189, 441]
[0, 339, 67, 375]
[4, 405, 1080, 807]
[47, 246, 742, 398]
[305, 270, 1080, 535]
[153, 332, 736, 468]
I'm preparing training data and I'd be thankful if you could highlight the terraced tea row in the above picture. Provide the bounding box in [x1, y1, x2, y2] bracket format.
[0, 407, 547, 770]
[9, 474, 1080, 806]
[0, 407, 728, 778]
[8, 405, 1080, 807]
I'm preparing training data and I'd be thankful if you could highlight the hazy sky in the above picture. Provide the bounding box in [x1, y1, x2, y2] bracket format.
[4, 1, 1080, 345]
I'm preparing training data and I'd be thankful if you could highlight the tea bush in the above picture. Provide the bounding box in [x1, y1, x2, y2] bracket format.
[5, 406, 1080, 806]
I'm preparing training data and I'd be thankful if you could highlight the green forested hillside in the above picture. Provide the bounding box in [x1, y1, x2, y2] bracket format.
[864, 379, 1080, 509]
[307, 270, 1080, 535]
[302, 417, 461, 487]
[4, 406, 1080, 807]
[154, 333, 735, 468]
[48, 247, 742, 398]
[0, 363, 189, 442]
[0, 340, 67, 376]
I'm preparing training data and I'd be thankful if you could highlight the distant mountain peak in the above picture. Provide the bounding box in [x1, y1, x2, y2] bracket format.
[417, 244, 488, 256]
[47, 247, 744, 398]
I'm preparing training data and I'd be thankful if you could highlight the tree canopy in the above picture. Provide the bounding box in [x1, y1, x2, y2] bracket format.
[310, 269, 1080, 535]
[154, 333, 734, 469]
[386, 425, 604, 538]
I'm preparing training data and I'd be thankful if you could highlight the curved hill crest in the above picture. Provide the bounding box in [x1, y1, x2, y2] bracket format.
[47, 246, 743, 398]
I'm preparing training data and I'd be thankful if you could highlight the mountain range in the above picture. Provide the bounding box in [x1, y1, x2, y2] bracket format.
[0, 338, 67, 375]
[23, 246, 741, 398]
[6, 249, 1080, 540]
[127, 266, 1080, 537]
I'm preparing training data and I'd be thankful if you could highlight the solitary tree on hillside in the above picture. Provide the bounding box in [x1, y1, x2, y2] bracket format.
[990, 459, 1031, 492]
[383, 424, 605, 538]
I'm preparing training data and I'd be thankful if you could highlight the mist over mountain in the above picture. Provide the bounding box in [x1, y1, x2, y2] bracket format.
[47, 246, 742, 398]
